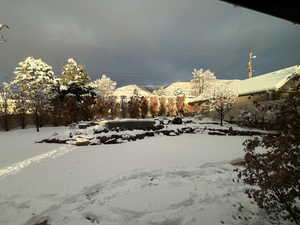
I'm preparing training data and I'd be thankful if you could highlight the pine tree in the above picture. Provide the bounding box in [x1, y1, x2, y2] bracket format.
[60, 58, 90, 87]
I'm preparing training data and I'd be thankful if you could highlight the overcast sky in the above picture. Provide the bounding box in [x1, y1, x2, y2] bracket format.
[0, 0, 300, 86]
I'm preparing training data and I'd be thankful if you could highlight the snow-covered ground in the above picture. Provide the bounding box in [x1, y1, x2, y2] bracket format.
[0, 120, 286, 225]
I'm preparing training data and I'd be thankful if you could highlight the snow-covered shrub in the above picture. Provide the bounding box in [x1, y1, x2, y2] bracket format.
[236, 91, 300, 224]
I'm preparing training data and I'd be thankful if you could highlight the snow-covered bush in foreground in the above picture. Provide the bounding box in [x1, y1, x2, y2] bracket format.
[202, 84, 238, 126]
[11, 57, 56, 132]
[236, 91, 300, 225]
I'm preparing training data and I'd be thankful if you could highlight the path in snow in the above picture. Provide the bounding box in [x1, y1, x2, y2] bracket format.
[0, 145, 75, 179]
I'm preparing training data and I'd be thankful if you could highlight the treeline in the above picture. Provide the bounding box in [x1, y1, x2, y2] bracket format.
[0, 56, 201, 131]
[0, 94, 199, 131]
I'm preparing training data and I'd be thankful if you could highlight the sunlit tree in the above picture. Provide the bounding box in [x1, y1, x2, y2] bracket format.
[60, 58, 90, 87]
[191, 68, 217, 96]
[202, 84, 238, 126]
[90, 74, 117, 96]
[11, 57, 56, 132]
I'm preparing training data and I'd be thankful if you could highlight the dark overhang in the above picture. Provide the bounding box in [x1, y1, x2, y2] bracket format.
[220, 1, 300, 24]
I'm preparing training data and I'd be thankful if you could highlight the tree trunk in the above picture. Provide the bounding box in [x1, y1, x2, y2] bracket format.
[4, 112, 9, 131]
[35, 109, 40, 132]
[220, 109, 224, 126]
[20, 112, 25, 129]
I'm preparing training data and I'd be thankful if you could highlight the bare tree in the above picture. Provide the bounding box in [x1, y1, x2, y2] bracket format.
[203, 84, 238, 126]
[191, 69, 217, 96]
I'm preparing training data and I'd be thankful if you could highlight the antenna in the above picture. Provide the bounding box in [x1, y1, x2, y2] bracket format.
[248, 51, 256, 78]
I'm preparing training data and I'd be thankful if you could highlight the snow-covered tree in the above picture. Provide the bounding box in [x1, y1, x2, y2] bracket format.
[90, 74, 117, 96]
[191, 69, 217, 96]
[11, 57, 56, 132]
[59, 58, 90, 87]
[202, 84, 238, 126]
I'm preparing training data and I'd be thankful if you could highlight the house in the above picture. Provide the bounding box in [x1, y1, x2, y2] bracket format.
[162, 81, 194, 98]
[231, 65, 300, 102]
[188, 65, 300, 106]
[113, 85, 152, 99]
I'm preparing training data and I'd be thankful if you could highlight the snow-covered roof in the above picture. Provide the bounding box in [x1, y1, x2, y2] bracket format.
[230, 65, 300, 96]
[163, 82, 194, 97]
[188, 65, 300, 105]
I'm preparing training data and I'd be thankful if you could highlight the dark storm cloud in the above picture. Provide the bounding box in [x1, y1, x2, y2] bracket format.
[0, 0, 300, 86]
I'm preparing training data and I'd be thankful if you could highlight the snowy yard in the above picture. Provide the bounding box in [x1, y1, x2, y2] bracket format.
[0, 120, 285, 225]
